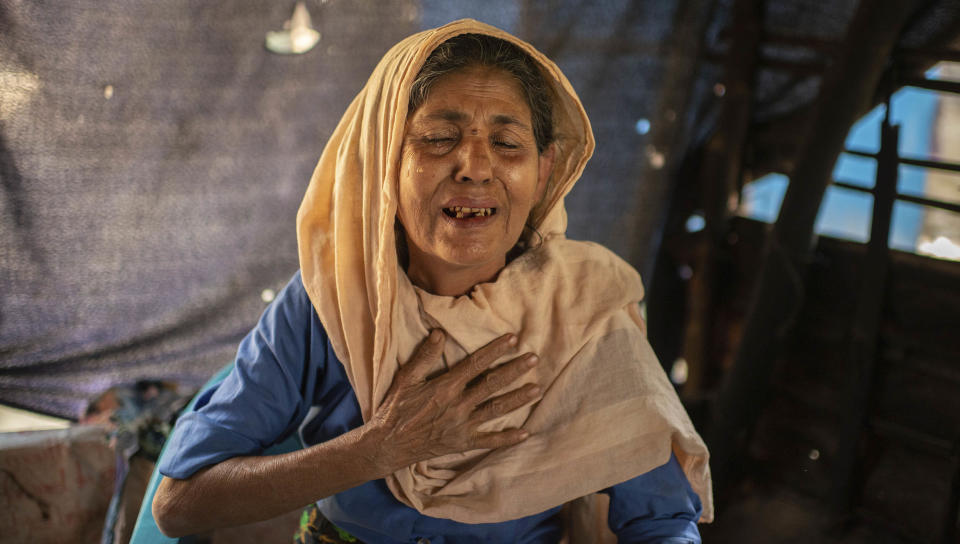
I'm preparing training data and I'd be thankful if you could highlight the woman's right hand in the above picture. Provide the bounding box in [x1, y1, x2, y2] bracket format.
[369, 329, 541, 473]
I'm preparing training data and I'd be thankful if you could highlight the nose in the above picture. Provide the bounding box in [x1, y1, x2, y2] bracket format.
[454, 136, 492, 184]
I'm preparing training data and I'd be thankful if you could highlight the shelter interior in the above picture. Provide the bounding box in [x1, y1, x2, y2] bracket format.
[2, 1, 959, 542]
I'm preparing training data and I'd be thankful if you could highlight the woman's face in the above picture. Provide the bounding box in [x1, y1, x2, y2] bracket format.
[397, 65, 554, 295]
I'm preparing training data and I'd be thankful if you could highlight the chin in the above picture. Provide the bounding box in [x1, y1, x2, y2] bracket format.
[442, 246, 504, 269]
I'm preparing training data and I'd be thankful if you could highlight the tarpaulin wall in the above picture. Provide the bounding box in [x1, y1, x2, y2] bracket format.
[2, 1, 420, 417]
[3, 0, 957, 419]
[3, 0, 699, 418]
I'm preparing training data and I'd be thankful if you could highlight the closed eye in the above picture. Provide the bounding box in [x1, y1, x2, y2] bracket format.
[421, 136, 457, 153]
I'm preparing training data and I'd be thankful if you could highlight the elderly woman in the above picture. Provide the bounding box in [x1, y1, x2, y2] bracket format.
[153, 19, 712, 543]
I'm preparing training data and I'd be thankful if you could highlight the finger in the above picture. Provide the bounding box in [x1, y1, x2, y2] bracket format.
[465, 353, 539, 404]
[470, 383, 541, 423]
[470, 428, 530, 451]
[402, 329, 446, 382]
[450, 333, 519, 384]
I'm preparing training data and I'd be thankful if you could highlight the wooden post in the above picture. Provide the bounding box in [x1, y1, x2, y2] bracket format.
[944, 453, 960, 543]
[706, 0, 926, 492]
[830, 98, 899, 514]
[681, 0, 762, 395]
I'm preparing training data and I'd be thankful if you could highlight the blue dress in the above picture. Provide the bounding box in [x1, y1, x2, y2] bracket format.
[159, 271, 702, 543]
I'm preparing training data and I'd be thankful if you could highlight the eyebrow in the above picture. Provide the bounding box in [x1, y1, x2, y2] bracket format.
[423, 109, 531, 131]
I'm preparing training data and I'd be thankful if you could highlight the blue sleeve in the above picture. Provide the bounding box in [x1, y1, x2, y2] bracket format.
[158, 271, 326, 479]
[605, 453, 703, 543]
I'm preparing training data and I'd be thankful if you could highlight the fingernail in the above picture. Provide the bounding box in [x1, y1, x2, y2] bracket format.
[507, 334, 518, 346]
[525, 354, 538, 367]
[528, 385, 541, 397]
[430, 329, 443, 343]
[519, 430, 530, 439]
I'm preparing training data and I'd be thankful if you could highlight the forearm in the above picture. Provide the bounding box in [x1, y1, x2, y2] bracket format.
[153, 422, 393, 537]
[152, 330, 534, 537]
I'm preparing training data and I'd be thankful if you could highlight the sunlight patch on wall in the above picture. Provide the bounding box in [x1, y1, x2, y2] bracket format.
[0, 69, 41, 121]
[0, 404, 70, 433]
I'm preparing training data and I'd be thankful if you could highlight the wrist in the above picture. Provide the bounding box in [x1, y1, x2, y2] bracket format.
[358, 419, 402, 478]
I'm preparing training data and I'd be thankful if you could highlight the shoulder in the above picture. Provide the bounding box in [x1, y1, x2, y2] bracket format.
[550, 238, 637, 272]
[278, 270, 313, 313]
[257, 270, 322, 336]
[509, 237, 645, 303]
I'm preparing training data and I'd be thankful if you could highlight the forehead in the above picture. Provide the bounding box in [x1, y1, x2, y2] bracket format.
[411, 65, 532, 122]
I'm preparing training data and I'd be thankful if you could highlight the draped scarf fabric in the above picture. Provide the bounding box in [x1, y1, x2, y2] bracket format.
[297, 19, 713, 524]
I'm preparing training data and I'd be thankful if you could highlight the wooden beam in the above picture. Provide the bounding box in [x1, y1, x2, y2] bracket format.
[944, 454, 960, 544]
[680, 0, 762, 396]
[901, 76, 960, 95]
[897, 46, 960, 63]
[832, 180, 960, 215]
[831, 109, 899, 515]
[705, 0, 927, 492]
[844, 148, 960, 174]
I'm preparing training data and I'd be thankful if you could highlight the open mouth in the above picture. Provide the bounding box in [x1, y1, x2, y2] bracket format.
[442, 206, 497, 219]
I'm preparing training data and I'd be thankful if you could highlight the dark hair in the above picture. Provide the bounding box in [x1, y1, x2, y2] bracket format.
[408, 33, 554, 153]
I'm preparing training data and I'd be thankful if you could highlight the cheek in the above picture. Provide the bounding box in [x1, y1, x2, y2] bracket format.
[398, 161, 440, 232]
[397, 152, 420, 205]
[397, 185, 427, 232]
[504, 166, 543, 219]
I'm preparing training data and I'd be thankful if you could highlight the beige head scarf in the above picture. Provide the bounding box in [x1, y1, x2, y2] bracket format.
[297, 19, 713, 524]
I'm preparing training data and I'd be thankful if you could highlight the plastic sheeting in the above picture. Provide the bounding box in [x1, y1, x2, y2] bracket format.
[2, 0, 958, 419]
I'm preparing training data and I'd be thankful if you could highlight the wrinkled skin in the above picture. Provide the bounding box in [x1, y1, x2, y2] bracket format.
[154, 330, 540, 537]
[154, 65, 553, 538]
[398, 65, 555, 296]
[372, 330, 540, 469]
